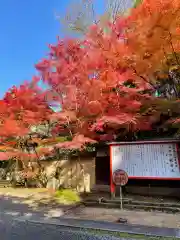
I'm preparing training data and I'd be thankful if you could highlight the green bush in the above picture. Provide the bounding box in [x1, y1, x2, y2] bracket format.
[54, 189, 81, 204]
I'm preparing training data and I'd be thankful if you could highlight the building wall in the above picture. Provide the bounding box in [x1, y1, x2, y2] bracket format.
[42, 154, 95, 193]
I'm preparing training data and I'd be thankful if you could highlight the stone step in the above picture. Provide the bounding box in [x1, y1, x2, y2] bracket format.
[98, 198, 180, 208]
[83, 199, 180, 213]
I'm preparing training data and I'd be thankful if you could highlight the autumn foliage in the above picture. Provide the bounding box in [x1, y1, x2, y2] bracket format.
[36, 28, 152, 147]
[0, 78, 51, 138]
[1, 0, 180, 158]
[36, 0, 180, 149]
[0, 79, 54, 174]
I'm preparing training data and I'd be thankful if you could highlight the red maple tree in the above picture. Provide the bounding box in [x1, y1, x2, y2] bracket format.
[35, 21, 154, 149]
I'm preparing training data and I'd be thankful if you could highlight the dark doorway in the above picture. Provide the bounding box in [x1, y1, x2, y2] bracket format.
[95, 156, 110, 185]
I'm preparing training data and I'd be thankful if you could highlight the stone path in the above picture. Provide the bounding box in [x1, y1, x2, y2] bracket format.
[64, 206, 180, 228]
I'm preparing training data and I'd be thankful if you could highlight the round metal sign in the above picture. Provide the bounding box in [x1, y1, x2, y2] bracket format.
[113, 169, 128, 186]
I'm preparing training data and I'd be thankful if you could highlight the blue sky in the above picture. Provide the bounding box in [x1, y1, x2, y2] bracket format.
[0, 0, 132, 98]
[0, 0, 104, 98]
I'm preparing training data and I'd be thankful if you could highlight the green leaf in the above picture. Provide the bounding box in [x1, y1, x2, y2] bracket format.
[133, 0, 142, 8]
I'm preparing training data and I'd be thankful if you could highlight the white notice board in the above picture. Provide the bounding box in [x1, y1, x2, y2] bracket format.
[111, 143, 180, 179]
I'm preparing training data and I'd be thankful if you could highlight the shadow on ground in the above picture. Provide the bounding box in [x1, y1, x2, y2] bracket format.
[0, 194, 72, 220]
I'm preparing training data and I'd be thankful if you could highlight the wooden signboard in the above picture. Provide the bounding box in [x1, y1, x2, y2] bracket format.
[111, 142, 180, 179]
[109, 140, 180, 195]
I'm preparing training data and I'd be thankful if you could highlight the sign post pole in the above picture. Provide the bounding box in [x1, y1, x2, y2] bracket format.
[120, 186, 123, 209]
[113, 169, 128, 209]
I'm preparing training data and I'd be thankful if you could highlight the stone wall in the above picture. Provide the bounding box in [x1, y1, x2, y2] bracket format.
[42, 154, 95, 193]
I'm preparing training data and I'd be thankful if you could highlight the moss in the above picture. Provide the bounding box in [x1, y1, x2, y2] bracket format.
[54, 189, 81, 204]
